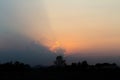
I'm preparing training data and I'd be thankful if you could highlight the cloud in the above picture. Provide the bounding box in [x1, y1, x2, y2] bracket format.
[0, 0, 120, 66]
[0, 0, 55, 44]
[0, 30, 56, 66]
[0, 0, 57, 66]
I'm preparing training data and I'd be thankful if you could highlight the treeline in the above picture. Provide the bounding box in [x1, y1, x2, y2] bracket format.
[0, 56, 119, 71]
[0, 61, 30, 71]
[48, 56, 119, 70]
[0, 56, 120, 80]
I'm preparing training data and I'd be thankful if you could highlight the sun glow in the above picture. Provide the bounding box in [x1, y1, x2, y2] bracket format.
[48, 39, 81, 54]
[50, 41, 61, 51]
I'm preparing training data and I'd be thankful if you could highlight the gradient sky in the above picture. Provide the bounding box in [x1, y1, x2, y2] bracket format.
[0, 0, 120, 65]
[44, 0, 120, 54]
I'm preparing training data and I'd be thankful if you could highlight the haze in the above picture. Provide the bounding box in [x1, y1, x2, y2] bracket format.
[0, 0, 120, 65]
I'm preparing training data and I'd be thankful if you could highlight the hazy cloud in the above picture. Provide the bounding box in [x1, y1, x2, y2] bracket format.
[0, 30, 56, 65]
[0, 0, 56, 66]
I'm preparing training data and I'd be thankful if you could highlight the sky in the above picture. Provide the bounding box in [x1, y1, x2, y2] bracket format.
[0, 0, 120, 65]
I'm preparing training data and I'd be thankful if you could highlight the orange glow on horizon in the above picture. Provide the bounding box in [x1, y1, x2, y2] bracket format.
[46, 37, 90, 54]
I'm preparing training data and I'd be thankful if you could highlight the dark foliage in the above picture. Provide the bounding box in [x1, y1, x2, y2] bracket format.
[0, 56, 120, 80]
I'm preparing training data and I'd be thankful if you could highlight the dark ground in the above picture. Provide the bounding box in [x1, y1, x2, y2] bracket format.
[0, 58, 120, 80]
[0, 66, 120, 80]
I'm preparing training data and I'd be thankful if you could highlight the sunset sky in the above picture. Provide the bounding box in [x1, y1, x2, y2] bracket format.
[0, 0, 120, 65]
[44, 0, 120, 53]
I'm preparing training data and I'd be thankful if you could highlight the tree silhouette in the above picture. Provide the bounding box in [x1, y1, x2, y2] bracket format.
[54, 56, 66, 67]
[81, 61, 88, 69]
